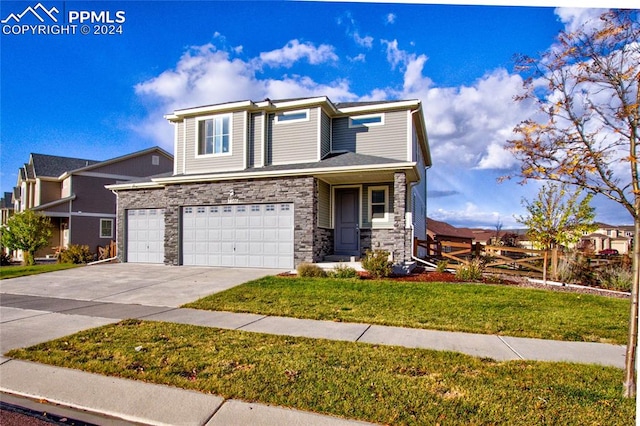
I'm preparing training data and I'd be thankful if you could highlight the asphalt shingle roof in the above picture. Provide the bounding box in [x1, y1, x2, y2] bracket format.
[30, 153, 100, 178]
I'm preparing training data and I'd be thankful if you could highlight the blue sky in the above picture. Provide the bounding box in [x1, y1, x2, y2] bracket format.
[1, 1, 635, 228]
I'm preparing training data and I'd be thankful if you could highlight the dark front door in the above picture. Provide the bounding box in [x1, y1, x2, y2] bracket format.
[335, 188, 360, 255]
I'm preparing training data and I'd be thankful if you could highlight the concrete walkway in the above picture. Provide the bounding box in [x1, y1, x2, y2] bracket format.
[0, 264, 627, 425]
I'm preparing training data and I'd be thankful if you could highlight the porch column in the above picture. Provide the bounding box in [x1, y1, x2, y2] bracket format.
[393, 172, 411, 262]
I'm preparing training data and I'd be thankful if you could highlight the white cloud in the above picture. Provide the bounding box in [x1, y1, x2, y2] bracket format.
[259, 40, 339, 68]
[337, 11, 374, 49]
[385, 13, 396, 25]
[132, 37, 358, 150]
[349, 53, 366, 63]
[354, 33, 374, 49]
[554, 7, 609, 33]
[372, 41, 530, 171]
[429, 202, 508, 228]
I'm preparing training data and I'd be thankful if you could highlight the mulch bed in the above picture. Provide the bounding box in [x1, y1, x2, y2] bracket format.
[280, 267, 630, 299]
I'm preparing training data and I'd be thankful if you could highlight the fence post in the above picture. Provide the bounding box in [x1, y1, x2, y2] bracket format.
[552, 247, 558, 281]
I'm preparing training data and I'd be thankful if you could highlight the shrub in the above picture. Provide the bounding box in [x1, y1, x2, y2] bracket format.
[455, 258, 484, 282]
[361, 250, 392, 279]
[0, 251, 11, 266]
[596, 266, 632, 292]
[435, 260, 448, 273]
[58, 244, 94, 264]
[556, 252, 595, 285]
[297, 263, 327, 278]
[329, 263, 359, 279]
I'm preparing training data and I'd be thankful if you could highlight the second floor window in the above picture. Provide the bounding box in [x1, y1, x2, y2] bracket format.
[198, 115, 230, 155]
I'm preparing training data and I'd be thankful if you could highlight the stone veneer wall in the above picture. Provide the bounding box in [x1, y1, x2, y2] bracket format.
[115, 176, 331, 266]
[359, 172, 412, 263]
[114, 173, 411, 266]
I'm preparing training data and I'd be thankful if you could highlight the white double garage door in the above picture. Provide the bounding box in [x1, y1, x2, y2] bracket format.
[127, 203, 294, 269]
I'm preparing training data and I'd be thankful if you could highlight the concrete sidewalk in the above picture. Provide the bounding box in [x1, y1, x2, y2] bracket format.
[1, 291, 626, 425]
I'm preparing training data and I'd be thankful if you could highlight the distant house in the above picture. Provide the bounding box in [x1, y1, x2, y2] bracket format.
[108, 97, 431, 269]
[0, 192, 14, 226]
[10, 147, 173, 260]
[425, 218, 474, 256]
[580, 223, 633, 254]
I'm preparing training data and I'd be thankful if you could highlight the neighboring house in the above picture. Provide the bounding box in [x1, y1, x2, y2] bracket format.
[580, 223, 633, 254]
[426, 218, 474, 254]
[0, 192, 14, 226]
[11, 148, 173, 260]
[107, 96, 431, 270]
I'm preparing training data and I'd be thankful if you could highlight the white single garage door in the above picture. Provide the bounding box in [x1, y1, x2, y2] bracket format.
[127, 208, 165, 263]
[182, 203, 294, 268]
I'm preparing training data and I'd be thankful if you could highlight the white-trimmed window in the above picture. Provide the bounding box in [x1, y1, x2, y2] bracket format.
[275, 109, 309, 124]
[349, 113, 384, 128]
[100, 219, 113, 239]
[369, 186, 389, 223]
[197, 114, 231, 155]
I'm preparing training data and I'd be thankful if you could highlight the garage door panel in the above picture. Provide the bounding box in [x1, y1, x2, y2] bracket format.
[127, 209, 165, 264]
[182, 203, 293, 268]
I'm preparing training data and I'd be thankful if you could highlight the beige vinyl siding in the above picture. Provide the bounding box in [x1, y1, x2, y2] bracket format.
[249, 112, 263, 168]
[318, 179, 331, 228]
[321, 111, 331, 158]
[362, 182, 394, 229]
[332, 110, 408, 161]
[183, 112, 245, 174]
[268, 107, 318, 165]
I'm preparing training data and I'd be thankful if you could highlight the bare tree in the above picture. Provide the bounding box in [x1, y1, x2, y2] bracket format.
[505, 10, 640, 397]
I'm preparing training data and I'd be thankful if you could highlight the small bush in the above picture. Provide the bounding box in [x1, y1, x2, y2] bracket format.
[556, 252, 595, 285]
[297, 263, 327, 278]
[596, 266, 632, 292]
[329, 263, 359, 279]
[0, 251, 11, 266]
[58, 244, 94, 264]
[435, 260, 448, 273]
[361, 250, 392, 279]
[455, 258, 484, 282]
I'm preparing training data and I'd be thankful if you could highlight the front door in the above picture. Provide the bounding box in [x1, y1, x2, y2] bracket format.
[335, 188, 360, 255]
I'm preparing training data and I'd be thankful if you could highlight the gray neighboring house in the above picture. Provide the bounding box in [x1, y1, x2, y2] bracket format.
[1, 192, 14, 227]
[108, 96, 431, 269]
[11, 147, 173, 260]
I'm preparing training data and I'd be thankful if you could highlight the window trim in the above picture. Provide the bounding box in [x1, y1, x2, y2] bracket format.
[368, 186, 389, 224]
[100, 218, 114, 239]
[275, 109, 309, 125]
[349, 113, 384, 128]
[195, 113, 233, 157]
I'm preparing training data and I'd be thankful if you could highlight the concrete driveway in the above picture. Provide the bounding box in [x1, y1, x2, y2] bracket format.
[0, 263, 280, 354]
[0, 263, 279, 307]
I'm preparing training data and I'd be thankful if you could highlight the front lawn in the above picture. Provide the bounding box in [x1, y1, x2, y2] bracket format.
[7, 320, 633, 425]
[0, 263, 80, 280]
[184, 276, 630, 345]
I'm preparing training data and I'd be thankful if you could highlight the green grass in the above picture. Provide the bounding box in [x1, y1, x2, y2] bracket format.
[184, 276, 630, 345]
[0, 263, 80, 279]
[7, 320, 633, 425]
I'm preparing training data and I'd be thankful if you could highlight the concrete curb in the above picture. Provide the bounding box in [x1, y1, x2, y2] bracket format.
[0, 359, 374, 426]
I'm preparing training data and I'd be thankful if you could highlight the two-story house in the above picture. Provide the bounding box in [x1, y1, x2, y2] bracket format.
[580, 223, 634, 254]
[10, 147, 173, 260]
[108, 97, 431, 270]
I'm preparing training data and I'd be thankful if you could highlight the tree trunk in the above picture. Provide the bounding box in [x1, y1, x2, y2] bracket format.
[623, 217, 640, 397]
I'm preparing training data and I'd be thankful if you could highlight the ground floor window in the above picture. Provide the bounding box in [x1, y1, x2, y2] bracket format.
[100, 218, 113, 238]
